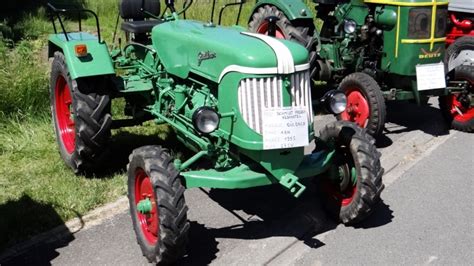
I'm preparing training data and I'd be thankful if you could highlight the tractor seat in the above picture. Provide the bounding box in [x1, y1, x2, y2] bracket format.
[121, 20, 163, 34]
[120, 0, 161, 34]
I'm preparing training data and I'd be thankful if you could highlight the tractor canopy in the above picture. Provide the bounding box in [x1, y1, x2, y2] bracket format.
[151, 20, 309, 83]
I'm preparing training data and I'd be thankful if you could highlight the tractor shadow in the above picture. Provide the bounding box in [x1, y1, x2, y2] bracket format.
[376, 100, 450, 148]
[0, 195, 75, 265]
[179, 184, 393, 265]
[93, 125, 191, 178]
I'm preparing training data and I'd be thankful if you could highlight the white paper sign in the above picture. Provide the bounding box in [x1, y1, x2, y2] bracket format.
[262, 107, 309, 150]
[416, 62, 446, 91]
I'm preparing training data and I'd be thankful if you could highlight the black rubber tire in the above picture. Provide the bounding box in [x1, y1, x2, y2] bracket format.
[128, 145, 190, 264]
[318, 121, 384, 225]
[439, 63, 474, 132]
[248, 5, 319, 79]
[336, 72, 386, 137]
[445, 36, 474, 72]
[50, 52, 112, 175]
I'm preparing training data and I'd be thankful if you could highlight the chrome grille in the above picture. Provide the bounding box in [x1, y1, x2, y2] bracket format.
[237, 70, 313, 134]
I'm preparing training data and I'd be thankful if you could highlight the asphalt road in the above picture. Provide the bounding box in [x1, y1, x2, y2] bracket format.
[1, 100, 473, 265]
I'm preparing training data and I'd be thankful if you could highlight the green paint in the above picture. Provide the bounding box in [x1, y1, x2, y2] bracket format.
[152, 20, 308, 82]
[182, 164, 274, 189]
[382, 89, 415, 100]
[382, 5, 447, 76]
[48, 33, 114, 79]
[182, 149, 336, 195]
[351, 166, 357, 184]
[137, 198, 152, 214]
[253, 0, 314, 20]
[374, 6, 397, 30]
[279, 173, 306, 198]
[335, 2, 369, 26]
[178, 150, 208, 171]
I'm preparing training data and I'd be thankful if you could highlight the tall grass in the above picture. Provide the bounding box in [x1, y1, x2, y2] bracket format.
[0, 39, 49, 118]
[0, 115, 127, 250]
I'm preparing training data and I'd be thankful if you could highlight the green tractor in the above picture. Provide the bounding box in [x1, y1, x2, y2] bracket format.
[47, 0, 383, 263]
[249, 0, 474, 135]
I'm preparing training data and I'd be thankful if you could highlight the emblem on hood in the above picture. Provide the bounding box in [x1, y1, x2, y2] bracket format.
[419, 48, 441, 59]
[197, 51, 217, 66]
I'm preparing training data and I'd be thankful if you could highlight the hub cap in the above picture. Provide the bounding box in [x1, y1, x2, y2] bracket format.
[340, 88, 370, 128]
[323, 152, 358, 207]
[447, 50, 474, 72]
[54, 75, 75, 154]
[446, 93, 474, 123]
[256, 21, 286, 39]
[134, 169, 159, 245]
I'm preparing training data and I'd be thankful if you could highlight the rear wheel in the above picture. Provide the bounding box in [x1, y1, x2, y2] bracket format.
[445, 36, 474, 72]
[318, 121, 384, 225]
[128, 146, 190, 264]
[439, 64, 474, 132]
[50, 52, 112, 174]
[337, 72, 386, 137]
[248, 5, 319, 79]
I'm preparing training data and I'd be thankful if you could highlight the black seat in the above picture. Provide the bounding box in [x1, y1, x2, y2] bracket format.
[121, 20, 163, 34]
[120, 0, 161, 34]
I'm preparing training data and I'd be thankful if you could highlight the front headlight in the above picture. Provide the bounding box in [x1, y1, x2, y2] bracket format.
[192, 107, 220, 134]
[322, 90, 347, 114]
[343, 19, 357, 34]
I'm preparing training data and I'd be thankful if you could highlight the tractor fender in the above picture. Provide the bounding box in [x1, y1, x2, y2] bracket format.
[250, 0, 314, 22]
[48, 32, 115, 80]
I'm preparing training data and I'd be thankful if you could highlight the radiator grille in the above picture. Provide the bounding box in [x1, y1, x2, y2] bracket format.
[237, 70, 313, 134]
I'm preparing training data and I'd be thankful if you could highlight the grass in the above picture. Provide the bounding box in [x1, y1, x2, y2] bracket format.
[0, 116, 126, 250]
[0, 39, 49, 117]
[0, 0, 319, 252]
[0, 112, 183, 250]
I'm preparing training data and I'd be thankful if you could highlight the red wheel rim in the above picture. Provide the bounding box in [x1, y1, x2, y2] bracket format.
[323, 167, 357, 207]
[135, 168, 159, 245]
[340, 88, 370, 128]
[256, 21, 286, 39]
[339, 185, 357, 206]
[54, 75, 75, 154]
[446, 94, 474, 123]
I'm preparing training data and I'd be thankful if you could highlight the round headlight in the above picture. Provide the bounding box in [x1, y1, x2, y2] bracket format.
[192, 107, 220, 134]
[329, 92, 347, 114]
[343, 19, 357, 34]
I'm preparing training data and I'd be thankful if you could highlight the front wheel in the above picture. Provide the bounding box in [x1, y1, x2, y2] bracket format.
[337, 72, 386, 137]
[439, 64, 474, 132]
[318, 121, 384, 225]
[128, 145, 190, 264]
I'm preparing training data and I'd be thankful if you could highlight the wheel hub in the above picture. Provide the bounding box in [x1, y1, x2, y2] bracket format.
[137, 198, 153, 214]
[326, 152, 358, 207]
[134, 169, 159, 244]
[334, 164, 357, 191]
[341, 89, 370, 128]
[448, 92, 474, 122]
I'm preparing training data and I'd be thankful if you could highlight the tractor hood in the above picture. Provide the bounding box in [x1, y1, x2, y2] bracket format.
[151, 20, 308, 82]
